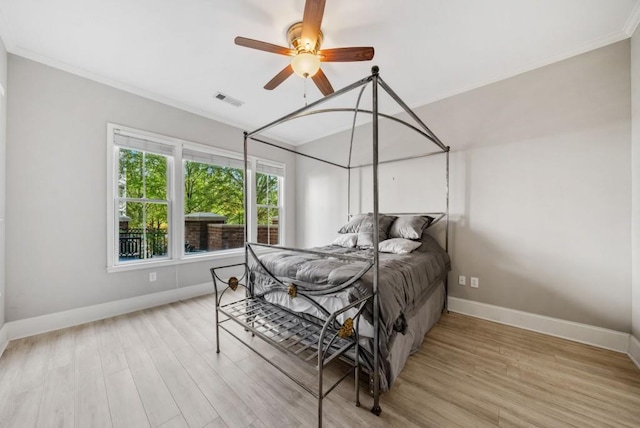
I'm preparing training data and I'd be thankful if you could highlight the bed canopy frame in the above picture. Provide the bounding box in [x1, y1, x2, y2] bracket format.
[210, 66, 449, 427]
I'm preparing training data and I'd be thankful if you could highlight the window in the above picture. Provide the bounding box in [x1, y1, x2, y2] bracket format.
[107, 124, 285, 271]
[182, 148, 245, 254]
[114, 133, 173, 264]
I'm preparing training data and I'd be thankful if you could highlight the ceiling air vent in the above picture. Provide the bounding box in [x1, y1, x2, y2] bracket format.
[214, 92, 244, 107]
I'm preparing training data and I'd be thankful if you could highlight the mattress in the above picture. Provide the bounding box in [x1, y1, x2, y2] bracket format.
[250, 232, 450, 391]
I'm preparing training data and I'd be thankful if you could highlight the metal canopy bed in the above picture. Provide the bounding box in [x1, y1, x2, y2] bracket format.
[210, 66, 450, 427]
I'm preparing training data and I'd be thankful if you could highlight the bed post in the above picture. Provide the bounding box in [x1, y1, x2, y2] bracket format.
[371, 65, 382, 417]
[243, 132, 253, 338]
[243, 133, 250, 295]
[347, 168, 351, 220]
[445, 147, 450, 312]
[242, 131, 249, 270]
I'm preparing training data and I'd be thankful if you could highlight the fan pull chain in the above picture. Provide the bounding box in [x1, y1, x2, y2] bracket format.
[303, 77, 308, 106]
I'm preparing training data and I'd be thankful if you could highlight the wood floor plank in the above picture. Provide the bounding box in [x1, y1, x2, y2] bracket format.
[47, 328, 75, 370]
[497, 409, 542, 428]
[201, 350, 303, 428]
[13, 334, 54, 393]
[238, 353, 390, 428]
[0, 339, 32, 419]
[172, 345, 259, 428]
[1, 296, 639, 428]
[0, 386, 44, 427]
[203, 418, 229, 428]
[129, 311, 166, 351]
[145, 307, 193, 350]
[114, 313, 182, 427]
[74, 368, 112, 428]
[163, 303, 217, 353]
[104, 369, 150, 428]
[95, 318, 128, 376]
[149, 345, 219, 428]
[74, 322, 112, 428]
[36, 363, 75, 428]
[158, 414, 190, 428]
[74, 323, 102, 375]
[171, 301, 220, 348]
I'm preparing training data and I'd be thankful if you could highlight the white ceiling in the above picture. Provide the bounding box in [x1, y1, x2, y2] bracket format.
[0, 0, 639, 144]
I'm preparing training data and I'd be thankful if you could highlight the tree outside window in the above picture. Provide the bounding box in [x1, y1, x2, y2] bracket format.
[183, 160, 245, 253]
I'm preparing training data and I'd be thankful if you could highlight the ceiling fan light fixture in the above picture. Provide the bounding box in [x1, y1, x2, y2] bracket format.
[291, 52, 321, 78]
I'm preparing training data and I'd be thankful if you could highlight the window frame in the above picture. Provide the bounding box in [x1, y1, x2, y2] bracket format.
[106, 124, 286, 272]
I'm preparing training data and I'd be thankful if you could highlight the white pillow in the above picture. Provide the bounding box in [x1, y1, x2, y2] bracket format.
[332, 233, 358, 248]
[378, 238, 421, 254]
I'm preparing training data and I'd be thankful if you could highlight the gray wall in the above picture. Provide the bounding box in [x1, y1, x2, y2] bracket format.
[297, 40, 631, 332]
[6, 55, 296, 322]
[632, 27, 640, 340]
[0, 39, 6, 329]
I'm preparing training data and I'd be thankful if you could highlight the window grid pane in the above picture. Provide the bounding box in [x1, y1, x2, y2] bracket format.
[118, 201, 169, 262]
[183, 159, 245, 255]
[116, 145, 171, 264]
[256, 172, 280, 246]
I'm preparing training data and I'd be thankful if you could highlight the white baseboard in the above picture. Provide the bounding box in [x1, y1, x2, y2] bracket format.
[629, 335, 640, 370]
[448, 297, 630, 353]
[5, 282, 214, 342]
[0, 323, 8, 358]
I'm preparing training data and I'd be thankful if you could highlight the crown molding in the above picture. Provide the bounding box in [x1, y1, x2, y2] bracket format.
[9, 46, 301, 146]
[623, 0, 640, 36]
[409, 29, 630, 116]
[9, 45, 257, 134]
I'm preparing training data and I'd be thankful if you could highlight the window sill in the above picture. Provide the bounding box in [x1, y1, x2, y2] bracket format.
[107, 248, 246, 273]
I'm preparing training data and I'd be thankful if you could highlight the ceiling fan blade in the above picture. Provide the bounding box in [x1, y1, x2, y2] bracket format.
[234, 37, 295, 56]
[318, 47, 375, 62]
[301, 0, 326, 48]
[264, 65, 294, 90]
[312, 68, 334, 96]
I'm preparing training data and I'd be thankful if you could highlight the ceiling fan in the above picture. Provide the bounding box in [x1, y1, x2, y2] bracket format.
[234, 0, 374, 96]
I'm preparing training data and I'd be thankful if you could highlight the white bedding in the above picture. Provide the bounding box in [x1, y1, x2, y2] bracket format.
[256, 286, 376, 338]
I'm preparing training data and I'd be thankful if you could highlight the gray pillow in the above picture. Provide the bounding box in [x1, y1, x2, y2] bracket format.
[331, 233, 358, 248]
[338, 214, 368, 234]
[379, 238, 422, 254]
[356, 214, 397, 248]
[389, 215, 435, 240]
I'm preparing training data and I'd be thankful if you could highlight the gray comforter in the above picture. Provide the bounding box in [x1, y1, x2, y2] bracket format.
[253, 233, 450, 391]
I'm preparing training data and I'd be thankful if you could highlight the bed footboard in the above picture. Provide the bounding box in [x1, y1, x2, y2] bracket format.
[211, 262, 373, 428]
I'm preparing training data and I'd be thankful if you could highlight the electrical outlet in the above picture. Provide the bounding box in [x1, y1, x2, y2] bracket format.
[458, 275, 466, 286]
[470, 277, 479, 288]
[149, 272, 157, 282]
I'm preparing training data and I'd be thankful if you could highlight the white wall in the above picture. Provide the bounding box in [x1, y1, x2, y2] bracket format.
[632, 27, 640, 341]
[0, 39, 6, 329]
[297, 40, 631, 332]
[6, 55, 296, 322]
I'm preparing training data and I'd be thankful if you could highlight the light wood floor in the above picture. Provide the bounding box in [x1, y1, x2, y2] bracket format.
[0, 293, 639, 428]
